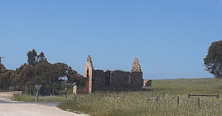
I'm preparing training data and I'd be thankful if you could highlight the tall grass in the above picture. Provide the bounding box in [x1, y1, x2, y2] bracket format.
[58, 92, 222, 116]
[14, 78, 222, 116]
[12, 94, 73, 102]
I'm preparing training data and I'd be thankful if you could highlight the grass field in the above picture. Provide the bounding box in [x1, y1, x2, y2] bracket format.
[13, 78, 222, 116]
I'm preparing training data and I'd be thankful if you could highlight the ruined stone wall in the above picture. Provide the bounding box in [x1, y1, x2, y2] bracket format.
[104, 71, 111, 86]
[143, 79, 152, 87]
[79, 55, 145, 94]
[129, 72, 143, 90]
[110, 71, 130, 90]
[79, 70, 143, 93]
[110, 71, 124, 90]
[83, 70, 92, 93]
[82, 55, 94, 94]
[73, 84, 77, 95]
[124, 72, 130, 86]
[90, 70, 143, 91]
[92, 70, 106, 90]
[131, 58, 141, 72]
[76, 78, 89, 94]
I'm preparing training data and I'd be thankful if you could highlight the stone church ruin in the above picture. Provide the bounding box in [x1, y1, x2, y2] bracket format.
[75, 55, 150, 94]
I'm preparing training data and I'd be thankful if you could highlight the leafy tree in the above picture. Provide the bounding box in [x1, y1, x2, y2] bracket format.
[35, 61, 79, 95]
[27, 49, 47, 66]
[37, 52, 47, 62]
[36, 61, 58, 95]
[27, 49, 37, 66]
[0, 63, 6, 72]
[0, 63, 7, 89]
[14, 63, 29, 90]
[1, 49, 85, 95]
[1, 69, 16, 90]
[204, 40, 222, 78]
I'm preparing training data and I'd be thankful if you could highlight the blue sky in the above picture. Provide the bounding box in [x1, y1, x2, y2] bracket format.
[0, 0, 222, 79]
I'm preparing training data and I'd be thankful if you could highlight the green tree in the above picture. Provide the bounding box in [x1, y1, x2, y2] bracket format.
[0, 63, 7, 89]
[36, 61, 57, 95]
[14, 64, 29, 90]
[204, 40, 222, 78]
[27, 49, 37, 66]
[27, 49, 47, 66]
[1, 69, 16, 90]
[0, 63, 6, 72]
[8, 49, 86, 95]
[37, 52, 47, 62]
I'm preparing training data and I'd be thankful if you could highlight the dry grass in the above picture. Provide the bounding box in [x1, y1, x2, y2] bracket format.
[14, 78, 222, 116]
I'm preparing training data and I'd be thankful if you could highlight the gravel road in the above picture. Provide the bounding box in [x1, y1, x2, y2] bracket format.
[0, 92, 89, 116]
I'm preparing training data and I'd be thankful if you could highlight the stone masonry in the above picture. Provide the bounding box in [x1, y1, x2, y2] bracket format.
[131, 58, 141, 72]
[76, 55, 148, 94]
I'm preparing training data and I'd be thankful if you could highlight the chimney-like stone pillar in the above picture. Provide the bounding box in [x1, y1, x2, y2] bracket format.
[83, 55, 94, 94]
[131, 58, 141, 72]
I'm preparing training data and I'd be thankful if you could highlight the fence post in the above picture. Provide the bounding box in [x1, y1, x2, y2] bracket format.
[177, 96, 179, 105]
[35, 90, 38, 102]
[188, 94, 190, 99]
[198, 97, 200, 108]
[157, 97, 159, 103]
[162, 93, 164, 100]
[217, 94, 219, 99]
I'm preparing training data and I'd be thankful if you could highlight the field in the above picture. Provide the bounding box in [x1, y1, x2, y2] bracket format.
[13, 78, 222, 116]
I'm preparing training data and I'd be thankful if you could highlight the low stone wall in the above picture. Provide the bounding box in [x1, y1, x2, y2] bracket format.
[77, 77, 90, 94]
[143, 79, 152, 87]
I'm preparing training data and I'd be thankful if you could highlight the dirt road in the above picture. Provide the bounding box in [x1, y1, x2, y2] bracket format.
[0, 92, 89, 116]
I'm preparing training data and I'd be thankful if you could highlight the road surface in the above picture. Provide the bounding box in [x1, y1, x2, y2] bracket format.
[0, 92, 89, 116]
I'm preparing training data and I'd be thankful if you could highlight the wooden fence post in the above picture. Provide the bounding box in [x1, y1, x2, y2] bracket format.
[188, 94, 190, 99]
[177, 96, 179, 105]
[198, 97, 200, 108]
[157, 97, 159, 103]
[217, 94, 219, 99]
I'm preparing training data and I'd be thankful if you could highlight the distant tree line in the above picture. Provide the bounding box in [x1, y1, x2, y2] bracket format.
[0, 49, 85, 95]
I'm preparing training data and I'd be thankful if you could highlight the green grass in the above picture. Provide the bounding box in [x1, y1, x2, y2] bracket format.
[12, 94, 73, 102]
[13, 78, 222, 116]
[149, 78, 222, 94]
